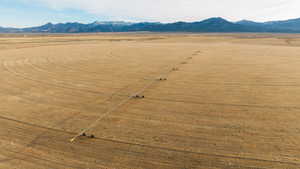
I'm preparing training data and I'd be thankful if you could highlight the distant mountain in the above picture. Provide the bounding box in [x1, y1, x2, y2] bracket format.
[22, 22, 89, 33]
[2, 17, 300, 33]
[126, 17, 250, 32]
[20, 22, 133, 33]
[236, 20, 262, 27]
[236, 18, 300, 32]
[264, 18, 300, 31]
[0, 26, 19, 33]
[91, 21, 133, 26]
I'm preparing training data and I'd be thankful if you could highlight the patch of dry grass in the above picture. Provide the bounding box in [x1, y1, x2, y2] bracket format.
[0, 33, 300, 169]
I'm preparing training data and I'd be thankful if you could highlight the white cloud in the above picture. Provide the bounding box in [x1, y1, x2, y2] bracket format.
[23, 0, 300, 22]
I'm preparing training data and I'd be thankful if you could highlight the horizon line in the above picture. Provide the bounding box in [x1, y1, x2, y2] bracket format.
[1, 16, 300, 29]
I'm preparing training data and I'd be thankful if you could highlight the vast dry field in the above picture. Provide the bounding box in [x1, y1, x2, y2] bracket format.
[0, 33, 300, 169]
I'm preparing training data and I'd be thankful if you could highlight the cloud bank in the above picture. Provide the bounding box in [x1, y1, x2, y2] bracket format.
[22, 0, 300, 22]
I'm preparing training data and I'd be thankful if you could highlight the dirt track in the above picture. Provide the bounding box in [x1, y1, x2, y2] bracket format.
[0, 33, 300, 169]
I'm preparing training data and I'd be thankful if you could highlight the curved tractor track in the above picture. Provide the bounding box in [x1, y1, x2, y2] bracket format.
[0, 34, 300, 169]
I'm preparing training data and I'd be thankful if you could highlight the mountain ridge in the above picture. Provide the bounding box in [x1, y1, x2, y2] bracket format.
[1, 17, 300, 33]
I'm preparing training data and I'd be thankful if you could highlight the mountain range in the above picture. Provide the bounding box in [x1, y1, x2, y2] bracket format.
[1, 17, 300, 33]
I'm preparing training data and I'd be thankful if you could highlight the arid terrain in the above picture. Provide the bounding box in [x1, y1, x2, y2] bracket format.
[0, 33, 300, 169]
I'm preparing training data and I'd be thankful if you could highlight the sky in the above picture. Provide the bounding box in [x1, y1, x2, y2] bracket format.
[1, 0, 300, 28]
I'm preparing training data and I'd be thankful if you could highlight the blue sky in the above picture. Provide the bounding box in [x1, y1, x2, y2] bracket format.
[1, 0, 300, 28]
[0, 0, 101, 27]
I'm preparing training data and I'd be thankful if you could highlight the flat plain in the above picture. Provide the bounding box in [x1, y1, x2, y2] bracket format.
[0, 33, 300, 169]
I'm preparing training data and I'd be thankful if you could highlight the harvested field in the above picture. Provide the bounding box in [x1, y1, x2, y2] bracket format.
[0, 33, 300, 169]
